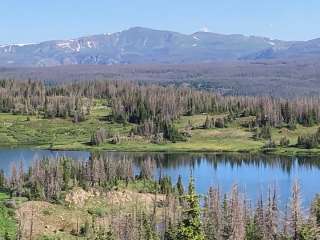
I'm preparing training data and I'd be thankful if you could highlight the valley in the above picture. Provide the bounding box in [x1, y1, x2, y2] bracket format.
[3, 1, 320, 239]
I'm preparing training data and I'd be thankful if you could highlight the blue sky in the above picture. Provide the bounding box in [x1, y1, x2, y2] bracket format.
[1, 0, 319, 44]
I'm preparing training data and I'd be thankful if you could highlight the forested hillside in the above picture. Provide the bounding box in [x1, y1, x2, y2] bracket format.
[1, 79, 320, 128]
[1, 59, 320, 97]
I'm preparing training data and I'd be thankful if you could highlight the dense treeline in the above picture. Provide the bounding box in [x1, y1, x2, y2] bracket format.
[108, 82, 320, 129]
[0, 79, 90, 122]
[1, 156, 320, 239]
[1, 79, 320, 142]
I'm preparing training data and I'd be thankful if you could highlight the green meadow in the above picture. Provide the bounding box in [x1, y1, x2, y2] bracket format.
[0, 101, 319, 155]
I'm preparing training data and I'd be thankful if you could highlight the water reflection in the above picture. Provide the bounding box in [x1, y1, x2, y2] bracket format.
[90, 152, 320, 206]
[0, 149, 319, 206]
[90, 151, 320, 173]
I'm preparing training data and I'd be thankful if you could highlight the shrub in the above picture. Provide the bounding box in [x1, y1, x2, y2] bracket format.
[151, 133, 164, 144]
[3, 200, 17, 209]
[88, 207, 107, 218]
[91, 128, 110, 145]
[297, 128, 320, 149]
[215, 118, 225, 128]
[110, 132, 121, 144]
[288, 120, 297, 130]
[263, 139, 276, 149]
[297, 136, 317, 149]
[42, 208, 53, 216]
[73, 110, 86, 123]
[162, 122, 186, 142]
[79, 220, 90, 237]
[159, 176, 173, 195]
[279, 136, 290, 147]
[254, 126, 272, 140]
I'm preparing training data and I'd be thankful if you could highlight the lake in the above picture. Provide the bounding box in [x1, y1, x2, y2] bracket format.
[0, 148, 319, 207]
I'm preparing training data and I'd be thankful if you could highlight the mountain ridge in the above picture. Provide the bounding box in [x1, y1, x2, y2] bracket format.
[0, 27, 318, 67]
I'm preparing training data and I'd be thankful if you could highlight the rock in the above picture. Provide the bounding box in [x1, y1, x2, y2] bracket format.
[4, 199, 17, 209]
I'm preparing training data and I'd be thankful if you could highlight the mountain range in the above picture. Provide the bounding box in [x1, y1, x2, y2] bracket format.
[0, 27, 319, 67]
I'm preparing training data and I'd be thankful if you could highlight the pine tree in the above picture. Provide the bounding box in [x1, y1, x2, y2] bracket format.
[165, 220, 177, 240]
[159, 176, 173, 195]
[176, 176, 205, 240]
[176, 175, 184, 196]
[311, 194, 320, 226]
[141, 213, 159, 240]
[204, 187, 221, 240]
[265, 187, 279, 239]
[253, 197, 265, 240]
[220, 194, 232, 240]
[62, 157, 71, 190]
[202, 196, 216, 240]
[245, 218, 263, 240]
[0, 169, 5, 188]
[290, 181, 303, 240]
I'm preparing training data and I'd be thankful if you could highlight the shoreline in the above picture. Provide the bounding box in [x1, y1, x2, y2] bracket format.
[1, 143, 320, 157]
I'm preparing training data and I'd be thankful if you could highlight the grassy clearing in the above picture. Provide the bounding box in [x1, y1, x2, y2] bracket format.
[0, 104, 320, 155]
[0, 191, 17, 239]
[0, 104, 129, 149]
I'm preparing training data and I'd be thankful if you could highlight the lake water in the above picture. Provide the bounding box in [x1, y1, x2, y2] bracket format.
[0, 148, 319, 207]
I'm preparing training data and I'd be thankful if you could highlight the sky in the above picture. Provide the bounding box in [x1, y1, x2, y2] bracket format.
[1, 0, 320, 45]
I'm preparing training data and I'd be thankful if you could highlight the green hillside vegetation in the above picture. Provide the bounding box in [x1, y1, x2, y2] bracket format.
[1, 79, 320, 155]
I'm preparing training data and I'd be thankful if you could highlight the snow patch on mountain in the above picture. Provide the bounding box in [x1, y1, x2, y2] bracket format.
[56, 42, 72, 49]
[0, 43, 36, 48]
[56, 41, 82, 52]
[75, 42, 81, 52]
[87, 41, 95, 48]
